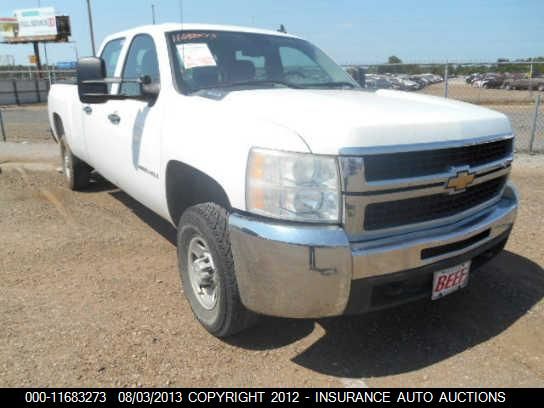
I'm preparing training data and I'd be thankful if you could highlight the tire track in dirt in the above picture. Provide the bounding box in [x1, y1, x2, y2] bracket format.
[14, 165, 76, 227]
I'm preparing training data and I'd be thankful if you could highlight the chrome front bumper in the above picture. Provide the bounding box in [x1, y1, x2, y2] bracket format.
[228, 183, 518, 318]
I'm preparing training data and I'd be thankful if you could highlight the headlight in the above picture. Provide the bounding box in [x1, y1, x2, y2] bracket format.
[246, 148, 340, 223]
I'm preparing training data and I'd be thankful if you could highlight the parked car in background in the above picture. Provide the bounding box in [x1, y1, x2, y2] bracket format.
[344, 70, 444, 92]
[466, 73, 483, 85]
[360, 74, 441, 91]
[365, 75, 393, 89]
[398, 78, 420, 91]
[344, 66, 366, 87]
[395, 75, 422, 90]
[408, 76, 427, 89]
[503, 76, 544, 91]
[420, 73, 443, 84]
[383, 76, 403, 90]
[472, 74, 505, 89]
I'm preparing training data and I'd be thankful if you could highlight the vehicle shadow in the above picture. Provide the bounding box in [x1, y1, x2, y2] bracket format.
[108, 189, 177, 246]
[79, 172, 177, 246]
[78, 172, 119, 193]
[231, 251, 544, 378]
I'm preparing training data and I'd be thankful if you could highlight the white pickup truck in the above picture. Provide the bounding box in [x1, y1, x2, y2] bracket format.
[48, 23, 518, 337]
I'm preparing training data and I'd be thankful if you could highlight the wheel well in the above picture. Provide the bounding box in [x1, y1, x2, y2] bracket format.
[165, 160, 231, 226]
[52, 113, 64, 141]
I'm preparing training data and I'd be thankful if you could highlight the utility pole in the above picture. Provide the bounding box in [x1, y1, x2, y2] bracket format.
[37, 0, 47, 71]
[32, 41, 42, 71]
[43, 42, 49, 68]
[151, 4, 156, 24]
[86, 0, 97, 56]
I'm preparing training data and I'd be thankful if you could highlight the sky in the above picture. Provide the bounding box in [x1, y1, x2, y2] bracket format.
[0, 0, 543, 66]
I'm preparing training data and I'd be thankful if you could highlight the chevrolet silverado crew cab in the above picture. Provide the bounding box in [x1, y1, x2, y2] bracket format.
[48, 24, 518, 337]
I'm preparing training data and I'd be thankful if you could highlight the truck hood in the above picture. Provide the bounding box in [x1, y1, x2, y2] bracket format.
[219, 88, 512, 154]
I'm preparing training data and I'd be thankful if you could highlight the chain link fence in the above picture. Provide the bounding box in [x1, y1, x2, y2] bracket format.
[344, 60, 544, 153]
[0, 69, 76, 105]
[0, 104, 51, 143]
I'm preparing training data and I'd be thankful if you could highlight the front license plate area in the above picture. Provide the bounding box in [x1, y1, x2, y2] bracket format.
[432, 261, 471, 300]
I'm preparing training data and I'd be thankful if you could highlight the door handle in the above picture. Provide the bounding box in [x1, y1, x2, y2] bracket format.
[108, 113, 121, 125]
[83, 106, 92, 114]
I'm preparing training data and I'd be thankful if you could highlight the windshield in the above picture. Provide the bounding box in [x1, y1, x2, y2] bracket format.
[167, 30, 359, 93]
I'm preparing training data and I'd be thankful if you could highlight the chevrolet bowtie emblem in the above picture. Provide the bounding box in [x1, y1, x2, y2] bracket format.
[447, 171, 475, 191]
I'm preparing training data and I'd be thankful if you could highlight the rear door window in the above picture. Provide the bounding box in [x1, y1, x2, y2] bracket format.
[100, 38, 125, 92]
[100, 38, 125, 76]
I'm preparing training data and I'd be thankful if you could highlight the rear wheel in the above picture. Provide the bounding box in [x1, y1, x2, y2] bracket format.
[177, 203, 258, 337]
[538, 84, 544, 92]
[60, 139, 91, 190]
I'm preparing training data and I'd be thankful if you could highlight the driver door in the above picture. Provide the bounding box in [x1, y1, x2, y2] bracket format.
[93, 33, 164, 212]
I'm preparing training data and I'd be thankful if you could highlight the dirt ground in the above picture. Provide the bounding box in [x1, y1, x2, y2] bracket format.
[0, 146, 543, 388]
[420, 80, 544, 105]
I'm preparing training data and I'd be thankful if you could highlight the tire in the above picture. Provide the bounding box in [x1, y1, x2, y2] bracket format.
[177, 203, 258, 337]
[60, 138, 91, 190]
[538, 84, 544, 92]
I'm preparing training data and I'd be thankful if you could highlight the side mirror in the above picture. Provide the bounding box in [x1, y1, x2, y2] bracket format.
[77, 59, 160, 104]
[77, 57, 109, 104]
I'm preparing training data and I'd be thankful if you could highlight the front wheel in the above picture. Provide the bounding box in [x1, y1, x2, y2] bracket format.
[177, 203, 258, 337]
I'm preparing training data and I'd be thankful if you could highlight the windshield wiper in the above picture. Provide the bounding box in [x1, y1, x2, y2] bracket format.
[191, 80, 302, 93]
[229, 80, 303, 89]
[302, 81, 357, 89]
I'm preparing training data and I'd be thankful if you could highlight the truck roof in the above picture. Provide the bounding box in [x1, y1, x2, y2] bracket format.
[102, 23, 299, 44]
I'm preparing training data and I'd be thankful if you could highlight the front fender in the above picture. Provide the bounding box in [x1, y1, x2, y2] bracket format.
[161, 100, 310, 211]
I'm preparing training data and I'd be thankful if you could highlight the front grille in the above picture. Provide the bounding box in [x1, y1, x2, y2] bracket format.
[364, 176, 506, 231]
[364, 138, 513, 181]
[421, 229, 490, 259]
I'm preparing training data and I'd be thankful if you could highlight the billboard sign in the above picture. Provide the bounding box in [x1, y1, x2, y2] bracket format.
[14, 7, 57, 38]
[0, 17, 18, 39]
